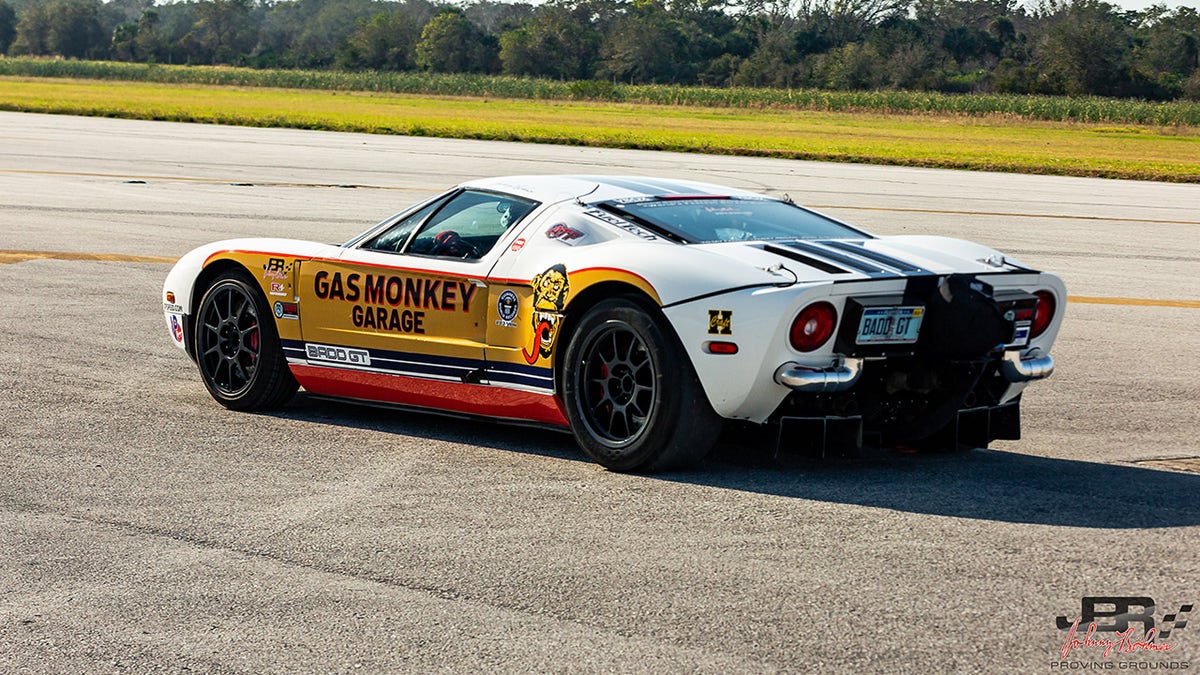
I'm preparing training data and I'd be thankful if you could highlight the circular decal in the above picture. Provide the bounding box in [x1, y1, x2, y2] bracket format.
[497, 290, 519, 323]
[273, 301, 284, 319]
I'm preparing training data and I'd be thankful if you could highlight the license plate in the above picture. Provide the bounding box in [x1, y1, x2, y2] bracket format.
[856, 306, 924, 345]
[1008, 321, 1031, 348]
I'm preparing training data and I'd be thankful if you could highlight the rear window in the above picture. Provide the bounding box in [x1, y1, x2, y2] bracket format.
[603, 198, 866, 243]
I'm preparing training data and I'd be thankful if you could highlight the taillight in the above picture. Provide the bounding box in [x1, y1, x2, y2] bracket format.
[1031, 290, 1056, 338]
[789, 302, 837, 352]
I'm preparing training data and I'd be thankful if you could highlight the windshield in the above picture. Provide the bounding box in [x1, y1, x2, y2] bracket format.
[601, 197, 867, 243]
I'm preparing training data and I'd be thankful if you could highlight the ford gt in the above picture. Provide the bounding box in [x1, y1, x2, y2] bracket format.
[162, 175, 1064, 471]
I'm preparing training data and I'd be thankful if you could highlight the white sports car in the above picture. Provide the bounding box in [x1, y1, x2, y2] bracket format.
[162, 175, 1064, 471]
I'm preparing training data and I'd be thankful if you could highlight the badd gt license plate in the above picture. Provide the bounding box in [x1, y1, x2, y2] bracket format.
[856, 306, 924, 345]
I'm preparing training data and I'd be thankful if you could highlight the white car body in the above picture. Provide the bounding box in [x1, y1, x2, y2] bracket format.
[164, 175, 1065, 470]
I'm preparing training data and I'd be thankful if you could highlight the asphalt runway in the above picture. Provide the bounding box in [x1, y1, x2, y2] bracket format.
[1, 112, 1197, 672]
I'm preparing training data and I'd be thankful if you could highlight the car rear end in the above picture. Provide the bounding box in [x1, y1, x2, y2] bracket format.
[664, 241, 1065, 456]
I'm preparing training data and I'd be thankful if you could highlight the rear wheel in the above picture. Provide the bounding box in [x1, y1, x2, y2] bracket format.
[194, 270, 297, 410]
[561, 298, 721, 472]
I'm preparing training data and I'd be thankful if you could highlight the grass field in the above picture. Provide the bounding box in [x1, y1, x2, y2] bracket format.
[2, 75, 1198, 182]
[4, 58, 1200, 125]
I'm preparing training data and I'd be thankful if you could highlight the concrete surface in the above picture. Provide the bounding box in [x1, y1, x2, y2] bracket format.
[1, 112, 1197, 673]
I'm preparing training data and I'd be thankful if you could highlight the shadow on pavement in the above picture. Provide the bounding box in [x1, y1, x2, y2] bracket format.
[273, 394, 1200, 530]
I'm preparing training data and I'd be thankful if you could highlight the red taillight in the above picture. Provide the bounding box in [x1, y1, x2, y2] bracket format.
[1031, 290, 1056, 338]
[789, 302, 837, 352]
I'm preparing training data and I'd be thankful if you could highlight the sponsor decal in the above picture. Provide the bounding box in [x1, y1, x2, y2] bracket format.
[305, 343, 371, 366]
[163, 302, 185, 313]
[496, 289, 519, 327]
[583, 208, 657, 240]
[523, 264, 569, 364]
[273, 301, 299, 320]
[312, 270, 480, 335]
[170, 314, 184, 343]
[510, 238, 526, 252]
[708, 309, 732, 335]
[1050, 596, 1192, 669]
[262, 257, 293, 281]
[269, 281, 287, 297]
[546, 223, 586, 244]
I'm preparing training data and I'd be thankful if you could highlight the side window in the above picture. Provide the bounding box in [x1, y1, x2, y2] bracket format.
[362, 198, 447, 253]
[409, 190, 537, 260]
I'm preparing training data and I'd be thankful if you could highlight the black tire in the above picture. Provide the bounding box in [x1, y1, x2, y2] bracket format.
[194, 270, 298, 411]
[561, 297, 722, 472]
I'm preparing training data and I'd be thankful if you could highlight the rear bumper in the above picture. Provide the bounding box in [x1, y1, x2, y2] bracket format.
[774, 399, 1022, 457]
[775, 348, 1052, 396]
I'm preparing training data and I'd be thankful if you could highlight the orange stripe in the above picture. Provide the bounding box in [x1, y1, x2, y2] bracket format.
[204, 250, 493, 281]
[1068, 295, 1200, 309]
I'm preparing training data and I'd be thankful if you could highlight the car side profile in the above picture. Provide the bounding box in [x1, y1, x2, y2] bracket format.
[163, 175, 1064, 471]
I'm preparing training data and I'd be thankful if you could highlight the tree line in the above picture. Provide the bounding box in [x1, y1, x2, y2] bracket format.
[1, 0, 1198, 100]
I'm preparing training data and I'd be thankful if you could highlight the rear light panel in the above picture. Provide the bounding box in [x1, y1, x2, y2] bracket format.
[1031, 290, 1056, 338]
[789, 302, 838, 352]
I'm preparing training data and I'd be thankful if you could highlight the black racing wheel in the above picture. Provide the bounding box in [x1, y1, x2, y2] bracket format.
[561, 297, 721, 472]
[194, 269, 297, 410]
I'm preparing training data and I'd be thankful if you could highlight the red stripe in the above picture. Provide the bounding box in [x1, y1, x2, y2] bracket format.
[205, 252, 657, 295]
[289, 364, 569, 427]
[205, 250, 492, 281]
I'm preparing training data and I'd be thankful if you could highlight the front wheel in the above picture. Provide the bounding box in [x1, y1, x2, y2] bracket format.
[194, 270, 298, 411]
[561, 298, 721, 472]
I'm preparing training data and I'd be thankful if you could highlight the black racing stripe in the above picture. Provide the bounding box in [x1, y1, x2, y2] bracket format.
[488, 361, 555, 378]
[283, 339, 479, 371]
[488, 372, 554, 391]
[762, 244, 850, 274]
[370, 357, 474, 380]
[780, 240, 894, 277]
[282, 339, 554, 388]
[820, 239, 928, 274]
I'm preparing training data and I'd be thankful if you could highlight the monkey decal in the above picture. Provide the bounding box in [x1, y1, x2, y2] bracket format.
[522, 264, 569, 364]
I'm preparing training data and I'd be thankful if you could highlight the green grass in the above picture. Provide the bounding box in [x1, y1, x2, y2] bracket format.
[3, 57, 1200, 126]
[1, 75, 1198, 182]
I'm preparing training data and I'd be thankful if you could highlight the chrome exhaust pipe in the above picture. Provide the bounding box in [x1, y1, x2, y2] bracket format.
[775, 357, 863, 392]
[1000, 349, 1054, 382]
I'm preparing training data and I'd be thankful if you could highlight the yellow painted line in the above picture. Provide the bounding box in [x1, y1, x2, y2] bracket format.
[810, 204, 1200, 226]
[0, 168, 431, 191]
[0, 250, 178, 265]
[1068, 295, 1200, 309]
